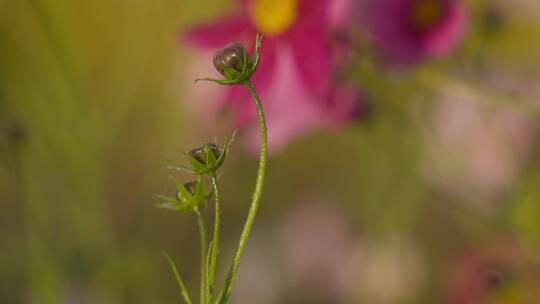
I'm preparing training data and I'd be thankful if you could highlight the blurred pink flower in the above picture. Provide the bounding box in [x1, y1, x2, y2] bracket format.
[424, 85, 536, 211]
[362, 0, 469, 62]
[185, 0, 361, 153]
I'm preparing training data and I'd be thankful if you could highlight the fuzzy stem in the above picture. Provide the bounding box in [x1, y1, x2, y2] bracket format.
[208, 174, 221, 302]
[194, 207, 207, 304]
[218, 80, 268, 303]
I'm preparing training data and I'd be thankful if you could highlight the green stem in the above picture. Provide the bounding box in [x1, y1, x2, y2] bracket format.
[218, 80, 268, 303]
[194, 207, 207, 304]
[208, 174, 221, 302]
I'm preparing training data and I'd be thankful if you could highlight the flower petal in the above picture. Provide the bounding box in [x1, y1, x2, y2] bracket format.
[362, 0, 468, 62]
[184, 15, 255, 49]
[244, 45, 325, 154]
[423, 1, 469, 58]
[290, 23, 332, 95]
[327, 0, 357, 32]
[225, 39, 277, 127]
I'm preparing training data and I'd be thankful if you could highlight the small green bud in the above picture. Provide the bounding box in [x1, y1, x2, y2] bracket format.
[188, 143, 224, 175]
[189, 143, 221, 165]
[156, 178, 209, 212]
[178, 181, 198, 200]
[166, 132, 236, 176]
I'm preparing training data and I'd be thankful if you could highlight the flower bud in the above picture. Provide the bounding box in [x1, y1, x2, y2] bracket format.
[195, 34, 262, 85]
[188, 143, 226, 175]
[157, 179, 208, 212]
[189, 143, 221, 165]
[213, 43, 247, 76]
[178, 181, 198, 200]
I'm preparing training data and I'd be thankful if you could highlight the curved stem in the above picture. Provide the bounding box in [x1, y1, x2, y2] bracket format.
[194, 207, 207, 304]
[208, 174, 221, 302]
[218, 80, 268, 303]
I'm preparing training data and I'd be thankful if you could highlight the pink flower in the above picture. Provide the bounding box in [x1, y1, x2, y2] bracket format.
[424, 85, 536, 209]
[185, 0, 361, 153]
[362, 0, 469, 63]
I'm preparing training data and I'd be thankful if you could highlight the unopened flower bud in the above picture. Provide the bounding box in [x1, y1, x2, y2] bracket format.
[188, 143, 226, 175]
[213, 43, 247, 76]
[189, 143, 221, 165]
[156, 179, 208, 212]
[178, 181, 198, 200]
[195, 34, 262, 85]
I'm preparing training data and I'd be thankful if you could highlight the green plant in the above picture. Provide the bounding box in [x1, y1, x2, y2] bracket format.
[157, 34, 267, 304]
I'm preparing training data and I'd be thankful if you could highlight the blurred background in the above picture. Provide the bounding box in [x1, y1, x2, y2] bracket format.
[1, 0, 540, 303]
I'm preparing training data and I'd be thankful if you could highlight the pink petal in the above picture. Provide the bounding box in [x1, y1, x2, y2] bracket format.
[327, 0, 357, 32]
[275, 0, 333, 94]
[226, 39, 278, 127]
[290, 23, 332, 95]
[297, 0, 329, 17]
[245, 44, 325, 154]
[424, 1, 469, 58]
[184, 15, 255, 49]
[362, 0, 469, 63]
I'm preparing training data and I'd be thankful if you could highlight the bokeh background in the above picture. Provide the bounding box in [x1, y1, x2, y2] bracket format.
[1, 0, 540, 303]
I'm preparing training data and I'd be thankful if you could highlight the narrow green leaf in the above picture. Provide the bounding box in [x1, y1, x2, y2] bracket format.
[251, 33, 263, 73]
[194, 77, 237, 86]
[217, 266, 234, 304]
[175, 181, 192, 202]
[155, 195, 180, 210]
[163, 251, 193, 304]
[165, 159, 195, 174]
[188, 153, 207, 174]
[168, 174, 184, 192]
[215, 129, 237, 168]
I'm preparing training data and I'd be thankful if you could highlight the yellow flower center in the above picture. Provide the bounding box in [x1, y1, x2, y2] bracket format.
[250, 0, 298, 36]
[409, 0, 444, 31]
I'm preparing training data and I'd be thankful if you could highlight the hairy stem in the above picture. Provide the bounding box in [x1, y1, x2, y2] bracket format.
[218, 80, 268, 303]
[194, 207, 207, 304]
[208, 174, 221, 302]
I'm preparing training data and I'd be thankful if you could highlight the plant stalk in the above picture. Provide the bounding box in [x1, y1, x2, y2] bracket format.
[218, 80, 268, 303]
[208, 174, 221, 302]
[194, 207, 207, 304]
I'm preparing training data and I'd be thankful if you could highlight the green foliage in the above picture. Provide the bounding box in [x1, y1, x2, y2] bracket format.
[156, 176, 209, 212]
[160, 34, 268, 304]
[163, 252, 193, 304]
